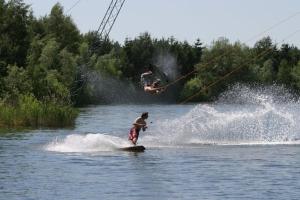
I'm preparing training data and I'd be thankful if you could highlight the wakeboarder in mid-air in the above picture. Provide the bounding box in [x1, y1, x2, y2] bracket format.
[141, 68, 166, 94]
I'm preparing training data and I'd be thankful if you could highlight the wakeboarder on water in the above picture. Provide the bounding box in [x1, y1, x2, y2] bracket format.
[128, 112, 148, 145]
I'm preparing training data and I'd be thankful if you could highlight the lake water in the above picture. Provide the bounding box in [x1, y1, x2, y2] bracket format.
[1, 87, 300, 200]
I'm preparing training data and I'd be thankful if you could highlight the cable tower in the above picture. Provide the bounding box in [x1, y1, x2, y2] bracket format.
[97, 0, 126, 40]
[71, 0, 126, 98]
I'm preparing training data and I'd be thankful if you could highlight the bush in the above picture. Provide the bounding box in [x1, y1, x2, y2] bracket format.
[180, 77, 210, 101]
[0, 95, 78, 128]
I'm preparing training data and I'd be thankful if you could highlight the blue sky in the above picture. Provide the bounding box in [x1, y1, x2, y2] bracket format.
[24, 0, 300, 47]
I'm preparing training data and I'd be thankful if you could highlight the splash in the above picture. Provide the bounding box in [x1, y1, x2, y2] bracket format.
[87, 71, 141, 103]
[47, 84, 300, 152]
[144, 84, 300, 146]
[217, 83, 298, 104]
[46, 133, 131, 152]
[154, 52, 178, 81]
[86, 70, 171, 103]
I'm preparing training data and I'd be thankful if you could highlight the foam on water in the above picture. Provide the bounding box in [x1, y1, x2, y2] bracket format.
[46, 84, 300, 152]
[46, 133, 131, 152]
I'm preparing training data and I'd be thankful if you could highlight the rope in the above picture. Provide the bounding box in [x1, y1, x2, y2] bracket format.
[66, 0, 82, 13]
[179, 29, 300, 104]
[161, 11, 300, 90]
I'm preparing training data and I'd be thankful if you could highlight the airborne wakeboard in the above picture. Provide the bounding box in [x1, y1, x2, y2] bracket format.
[119, 145, 145, 152]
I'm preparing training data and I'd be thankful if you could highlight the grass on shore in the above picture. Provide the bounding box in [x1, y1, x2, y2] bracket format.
[0, 95, 78, 128]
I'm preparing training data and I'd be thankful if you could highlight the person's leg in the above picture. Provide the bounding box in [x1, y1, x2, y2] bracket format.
[132, 137, 137, 145]
[132, 130, 140, 145]
[128, 127, 135, 142]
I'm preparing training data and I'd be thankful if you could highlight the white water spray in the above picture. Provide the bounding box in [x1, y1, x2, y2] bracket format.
[144, 84, 300, 146]
[154, 52, 178, 81]
[46, 84, 300, 153]
[46, 133, 131, 152]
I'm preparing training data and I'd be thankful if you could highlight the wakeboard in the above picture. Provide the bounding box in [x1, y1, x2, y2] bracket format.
[119, 145, 146, 152]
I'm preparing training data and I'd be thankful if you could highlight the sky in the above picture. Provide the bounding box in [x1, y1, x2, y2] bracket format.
[23, 0, 300, 47]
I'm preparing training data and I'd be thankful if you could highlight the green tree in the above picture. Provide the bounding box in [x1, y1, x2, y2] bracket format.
[71, 42, 95, 105]
[123, 32, 154, 80]
[59, 49, 76, 88]
[83, 31, 115, 56]
[38, 39, 60, 70]
[45, 70, 70, 104]
[258, 59, 274, 83]
[279, 44, 300, 66]
[28, 39, 69, 102]
[44, 3, 81, 54]
[180, 77, 210, 101]
[95, 52, 123, 78]
[252, 37, 279, 74]
[0, 0, 31, 68]
[27, 36, 45, 68]
[3, 65, 32, 104]
[277, 59, 292, 85]
[291, 61, 300, 89]
[191, 38, 250, 99]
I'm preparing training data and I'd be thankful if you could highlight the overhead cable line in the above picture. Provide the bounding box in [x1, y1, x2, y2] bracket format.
[71, 0, 126, 97]
[245, 11, 300, 43]
[162, 11, 300, 90]
[97, 0, 125, 40]
[179, 28, 300, 104]
[66, 0, 82, 13]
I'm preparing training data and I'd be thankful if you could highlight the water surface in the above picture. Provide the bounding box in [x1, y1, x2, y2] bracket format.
[1, 100, 300, 199]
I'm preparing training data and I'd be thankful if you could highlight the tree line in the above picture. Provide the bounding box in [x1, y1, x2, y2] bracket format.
[1, 0, 300, 127]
